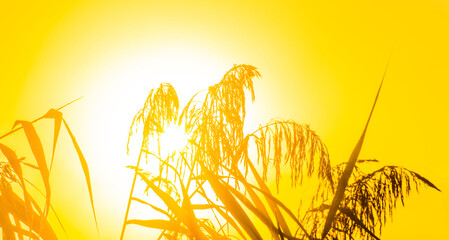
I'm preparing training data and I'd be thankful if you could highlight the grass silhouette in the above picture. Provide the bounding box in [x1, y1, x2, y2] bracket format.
[0, 64, 440, 240]
[120, 64, 440, 239]
[0, 100, 98, 240]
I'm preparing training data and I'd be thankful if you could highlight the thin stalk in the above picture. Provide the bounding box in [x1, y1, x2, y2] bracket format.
[0, 97, 83, 140]
[120, 138, 146, 240]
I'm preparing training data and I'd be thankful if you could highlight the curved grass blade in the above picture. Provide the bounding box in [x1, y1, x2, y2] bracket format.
[0, 190, 57, 240]
[135, 172, 204, 238]
[311, 204, 380, 240]
[227, 166, 281, 240]
[62, 118, 99, 238]
[0, 97, 82, 141]
[24, 178, 68, 238]
[10, 226, 40, 240]
[196, 219, 222, 239]
[42, 109, 62, 172]
[223, 182, 301, 240]
[0, 204, 16, 239]
[230, 141, 282, 240]
[21, 162, 39, 170]
[322, 72, 385, 239]
[13, 120, 51, 230]
[12, 214, 25, 240]
[243, 181, 312, 239]
[131, 197, 171, 219]
[246, 159, 292, 237]
[0, 143, 34, 231]
[202, 167, 262, 240]
[196, 192, 248, 240]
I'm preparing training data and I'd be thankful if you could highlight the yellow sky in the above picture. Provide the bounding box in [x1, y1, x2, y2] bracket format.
[1, 0, 448, 239]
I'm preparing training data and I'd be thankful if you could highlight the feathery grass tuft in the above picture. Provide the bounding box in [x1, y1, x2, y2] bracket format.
[122, 64, 439, 240]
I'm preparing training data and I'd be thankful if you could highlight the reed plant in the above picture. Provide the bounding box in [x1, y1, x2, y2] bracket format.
[0, 64, 439, 240]
[121, 64, 440, 240]
[0, 100, 98, 240]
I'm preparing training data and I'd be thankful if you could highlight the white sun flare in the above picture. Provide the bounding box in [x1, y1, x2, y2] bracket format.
[159, 124, 190, 157]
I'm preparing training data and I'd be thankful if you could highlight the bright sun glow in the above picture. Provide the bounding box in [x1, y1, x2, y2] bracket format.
[2, 1, 448, 239]
[75, 45, 227, 239]
[159, 124, 190, 157]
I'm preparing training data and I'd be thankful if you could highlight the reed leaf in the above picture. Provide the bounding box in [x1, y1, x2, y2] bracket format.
[233, 167, 281, 240]
[23, 177, 67, 238]
[0, 143, 34, 229]
[9, 226, 40, 240]
[136, 171, 205, 239]
[13, 120, 51, 227]
[0, 188, 57, 240]
[244, 180, 313, 240]
[309, 204, 380, 240]
[12, 214, 25, 240]
[62, 118, 99, 235]
[42, 109, 62, 172]
[132, 197, 172, 219]
[246, 158, 291, 237]
[222, 180, 302, 240]
[202, 166, 262, 240]
[0, 203, 16, 240]
[321, 78, 384, 239]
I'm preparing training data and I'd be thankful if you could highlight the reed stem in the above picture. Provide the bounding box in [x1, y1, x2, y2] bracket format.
[119, 140, 146, 240]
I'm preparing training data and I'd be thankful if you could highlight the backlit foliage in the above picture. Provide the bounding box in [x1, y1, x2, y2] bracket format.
[122, 64, 440, 240]
[0, 106, 98, 240]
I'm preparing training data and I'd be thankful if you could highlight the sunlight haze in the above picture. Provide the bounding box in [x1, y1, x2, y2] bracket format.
[1, 0, 448, 239]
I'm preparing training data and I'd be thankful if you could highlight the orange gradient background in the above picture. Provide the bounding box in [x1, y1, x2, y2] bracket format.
[1, 1, 448, 239]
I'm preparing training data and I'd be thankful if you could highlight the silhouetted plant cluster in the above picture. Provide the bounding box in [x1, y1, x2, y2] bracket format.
[121, 64, 440, 240]
[0, 103, 98, 240]
[0, 64, 440, 240]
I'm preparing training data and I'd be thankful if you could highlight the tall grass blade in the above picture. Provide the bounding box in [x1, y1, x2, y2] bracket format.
[196, 196, 248, 240]
[9, 226, 40, 240]
[223, 181, 300, 240]
[202, 167, 262, 240]
[42, 109, 63, 172]
[224, 162, 281, 240]
[62, 118, 99, 237]
[230, 142, 282, 240]
[321, 75, 385, 239]
[135, 172, 204, 238]
[131, 197, 171, 219]
[0, 97, 82, 141]
[196, 220, 221, 238]
[12, 214, 25, 240]
[0, 204, 16, 239]
[311, 204, 380, 240]
[0, 189, 57, 240]
[0, 143, 34, 230]
[216, 208, 249, 240]
[13, 120, 51, 228]
[246, 159, 292, 237]
[23, 178, 68, 238]
[244, 181, 312, 239]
